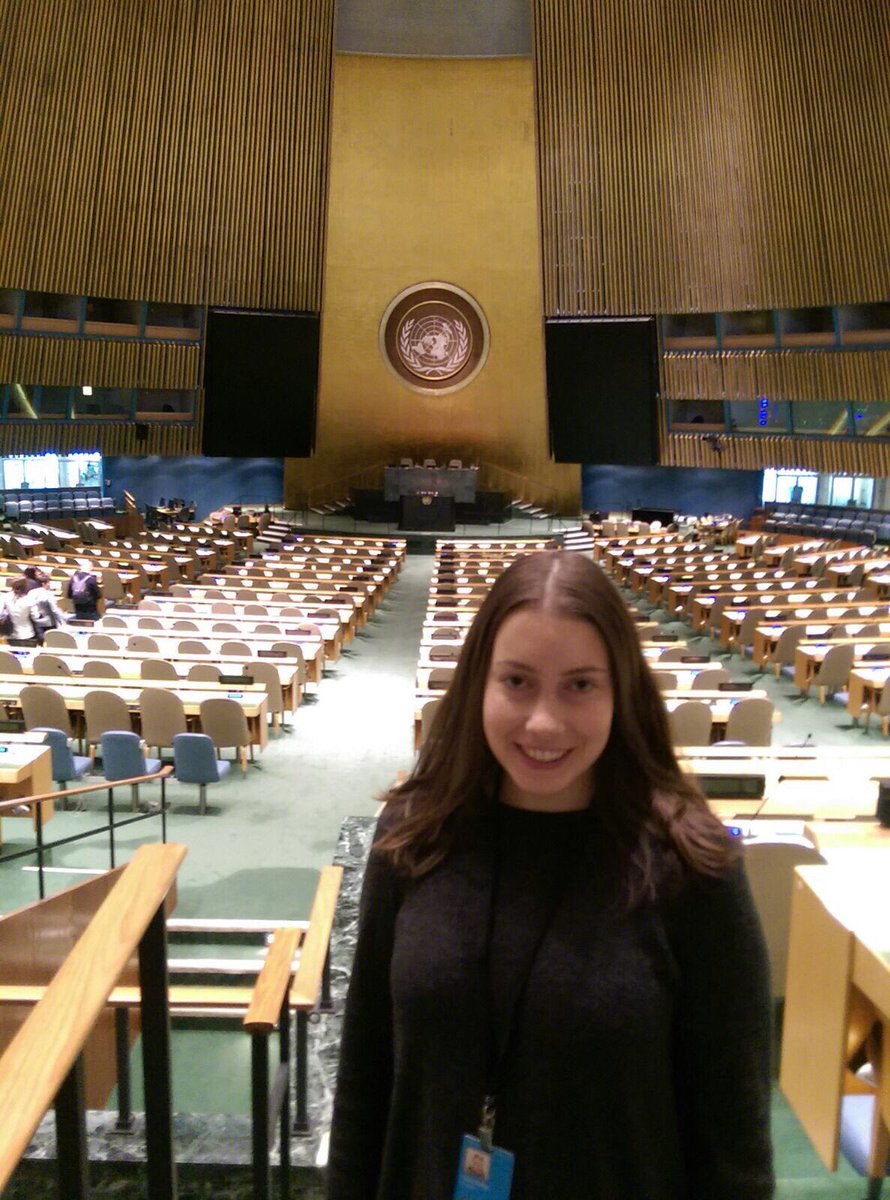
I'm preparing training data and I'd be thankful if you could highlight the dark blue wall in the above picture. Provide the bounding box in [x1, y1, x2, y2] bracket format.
[582, 465, 762, 519]
[104, 457, 284, 521]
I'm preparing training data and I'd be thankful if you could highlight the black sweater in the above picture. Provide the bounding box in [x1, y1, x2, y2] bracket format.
[327, 803, 774, 1199]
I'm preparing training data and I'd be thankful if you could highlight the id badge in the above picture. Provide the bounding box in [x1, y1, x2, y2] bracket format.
[453, 1133, 514, 1199]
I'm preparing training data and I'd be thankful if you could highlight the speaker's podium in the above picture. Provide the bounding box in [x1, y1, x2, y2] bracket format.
[399, 493, 455, 532]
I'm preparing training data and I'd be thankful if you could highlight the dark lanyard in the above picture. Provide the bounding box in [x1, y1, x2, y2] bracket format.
[479, 838, 572, 1149]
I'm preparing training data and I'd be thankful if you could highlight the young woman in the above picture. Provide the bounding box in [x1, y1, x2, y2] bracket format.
[2, 576, 67, 646]
[327, 551, 774, 1200]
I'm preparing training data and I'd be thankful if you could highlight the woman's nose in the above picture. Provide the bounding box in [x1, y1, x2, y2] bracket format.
[524, 695, 563, 734]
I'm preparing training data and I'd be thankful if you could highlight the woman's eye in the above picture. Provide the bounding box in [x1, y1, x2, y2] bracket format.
[569, 677, 596, 693]
[502, 674, 527, 690]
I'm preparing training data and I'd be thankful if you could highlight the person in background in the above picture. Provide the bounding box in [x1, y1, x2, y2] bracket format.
[22, 565, 51, 592]
[66, 568, 103, 621]
[328, 551, 774, 1200]
[2, 576, 67, 646]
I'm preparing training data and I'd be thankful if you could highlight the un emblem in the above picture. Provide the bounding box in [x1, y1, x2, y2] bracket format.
[380, 283, 490, 395]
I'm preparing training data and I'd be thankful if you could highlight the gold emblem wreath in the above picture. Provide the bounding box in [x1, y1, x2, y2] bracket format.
[398, 317, 470, 379]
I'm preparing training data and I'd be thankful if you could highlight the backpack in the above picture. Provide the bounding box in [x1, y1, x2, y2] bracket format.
[70, 573, 96, 603]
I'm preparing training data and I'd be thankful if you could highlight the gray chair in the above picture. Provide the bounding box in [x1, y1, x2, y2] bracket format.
[808, 643, 856, 703]
[139, 688, 188, 758]
[722, 697, 775, 746]
[33, 653, 72, 678]
[127, 635, 160, 654]
[667, 700, 712, 746]
[690, 666, 732, 690]
[742, 837, 826, 1000]
[0, 649, 24, 674]
[199, 697, 253, 776]
[82, 659, 121, 678]
[43, 629, 78, 649]
[19, 684, 74, 740]
[140, 659, 179, 681]
[188, 663, 222, 682]
[84, 689, 133, 766]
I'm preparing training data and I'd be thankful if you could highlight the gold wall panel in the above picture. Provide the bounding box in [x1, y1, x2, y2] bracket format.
[0, 0, 334, 309]
[665, 432, 890, 478]
[534, 0, 889, 315]
[663, 351, 890, 406]
[0, 336, 200, 391]
[287, 54, 578, 512]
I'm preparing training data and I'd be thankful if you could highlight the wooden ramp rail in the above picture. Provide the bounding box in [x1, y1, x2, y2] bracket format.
[0, 766, 174, 899]
[0, 841, 187, 1198]
[0, 863, 343, 1197]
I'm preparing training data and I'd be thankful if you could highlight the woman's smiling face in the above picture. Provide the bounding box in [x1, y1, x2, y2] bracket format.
[482, 606, 614, 812]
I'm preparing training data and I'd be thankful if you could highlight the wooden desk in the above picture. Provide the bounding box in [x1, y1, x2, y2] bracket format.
[678, 746, 890, 821]
[781, 862, 890, 1174]
[0, 742, 53, 845]
[0, 676, 269, 751]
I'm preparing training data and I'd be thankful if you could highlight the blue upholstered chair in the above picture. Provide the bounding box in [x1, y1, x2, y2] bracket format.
[172, 733, 231, 815]
[32, 726, 91, 809]
[100, 731, 162, 812]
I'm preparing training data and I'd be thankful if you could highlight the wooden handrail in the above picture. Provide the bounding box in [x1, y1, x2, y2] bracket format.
[290, 865, 343, 1008]
[243, 927, 302, 1034]
[0, 765, 174, 814]
[0, 842, 187, 1191]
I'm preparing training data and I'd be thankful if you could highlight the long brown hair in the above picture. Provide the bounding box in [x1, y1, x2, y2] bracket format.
[378, 550, 735, 901]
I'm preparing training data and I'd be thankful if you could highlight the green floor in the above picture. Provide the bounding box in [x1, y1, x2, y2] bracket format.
[2, 532, 885, 1195]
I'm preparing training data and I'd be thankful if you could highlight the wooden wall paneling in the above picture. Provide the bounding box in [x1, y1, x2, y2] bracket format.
[0, 0, 334, 312]
[533, 0, 889, 315]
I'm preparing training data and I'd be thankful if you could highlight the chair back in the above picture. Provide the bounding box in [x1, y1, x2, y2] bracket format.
[420, 698, 442, 744]
[87, 633, 118, 651]
[139, 688, 187, 751]
[100, 730, 150, 781]
[0, 649, 23, 674]
[31, 726, 82, 784]
[126, 634, 159, 653]
[99, 615, 127, 629]
[172, 733, 224, 785]
[246, 661, 283, 715]
[178, 639, 210, 655]
[690, 666, 731, 690]
[211, 602, 235, 614]
[100, 569, 125, 600]
[427, 667, 453, 692]
[188, 663, 222, 682]
[140, 659, 179, 680]
[742, 837, 826, 999]
[658, 645, 695, 662]
[33, 653, 72, 678]
[667, 700, 712, 746]
[220, 641, 251, 657]
[82, 659, 120, 678]
[653, 671, 677, 692]
[137, 599, 162, 611]
[724, 697, 775, 746]
[84, 689, 133, 746]
[814, 643, 856, 688]
[43, 629, 77, 649]
[20, 684, 72, 737]
[171, 619, 198, 631]
[137, 616, 163, 630]
[211, 622, 239, 633]
[199, 697, 250, 749]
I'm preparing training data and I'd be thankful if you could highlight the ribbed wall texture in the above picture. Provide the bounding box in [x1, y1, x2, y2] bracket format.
[0, 0, 334, 309]
[665, 433, 890, 477]
[0, 336, 201, 390]
[533, 0, 889, 316]
[663, 351, 890, 407]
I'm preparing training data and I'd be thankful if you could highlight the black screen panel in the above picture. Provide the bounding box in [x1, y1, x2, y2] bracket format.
[545, 318, 658, 465]
[203, 310, 319, 456]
